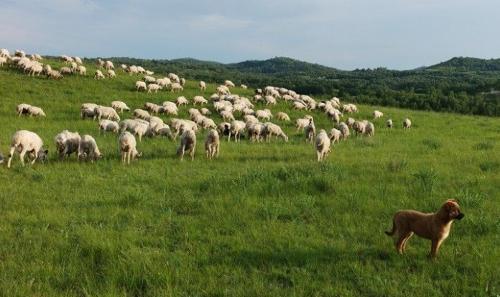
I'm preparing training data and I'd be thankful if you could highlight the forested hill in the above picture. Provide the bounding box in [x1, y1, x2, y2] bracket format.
[92, 56, 500, 116]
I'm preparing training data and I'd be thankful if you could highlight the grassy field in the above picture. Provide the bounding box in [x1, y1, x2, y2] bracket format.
[0, 59, 499, 297]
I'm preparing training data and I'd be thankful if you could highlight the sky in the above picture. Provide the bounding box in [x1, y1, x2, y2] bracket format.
[0, 0, 499, 70]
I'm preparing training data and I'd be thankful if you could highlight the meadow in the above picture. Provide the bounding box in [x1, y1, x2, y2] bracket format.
[0, 60, 498, 297]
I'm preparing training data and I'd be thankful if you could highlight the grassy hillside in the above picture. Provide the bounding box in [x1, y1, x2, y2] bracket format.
[0, 59, 499, 297]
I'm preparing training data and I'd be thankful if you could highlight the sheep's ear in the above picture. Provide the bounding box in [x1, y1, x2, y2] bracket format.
[44, 149, 49, 154]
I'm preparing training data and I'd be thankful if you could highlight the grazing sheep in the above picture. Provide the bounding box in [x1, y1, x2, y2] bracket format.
[201, 117, 217, 130]
[167, 73, 180, 82]
[338, 122, 350, 140]
[229, 120, 246, 142]
[94, 106, 120, 121]
[373, 110, 384, 119]
[136, 81, 147, 91]
[220, 110, 235, 122]
[199, 81, 206, 91]
[104, 60, 114, 70]
[78, 135, 102, 162]
[74, 56, 83, 64]
[176, 96, 189, 106]
[170, 82, 183, 92]
[143, 75, 156, 83]
[133, 109, 151, 120]
[315, 129, 331, 162]
[119, 132, 141, 164]
[240, 84, 248, 89]
[305, 119, 316, 143]
[60, 67, 73, 75]
[16, 103, 31, 116]
[224, 80, 235, 88]
[147, 83, 161, 93]
[180, 78, 186, 86]
[162, 101, 178, 115]
[144, 102, 163, 114]
[265, 95, 277, 105]
[193, 96, 208, 105]
[99, 119, 119, 134]
[200, 107, 211, 115]
[94, 70, 105, 80]
[76, 65, 87, 75]
[387, 119, 393, 128]
[365, 121, 375, 136]
[217, 85, 230, 95]
[107, 69, 116, 78]
[403, 118, 412, 129]
[255, 109, 272, 121]
[47, 70, 63, 79]
[329, 128, 342, 144]
[353, 121, 366, 136]
[275, 112, 290, 121]
[264, 122, 288, 142]
[54, 130, 81, 159]
[111, 101, 130, 113]
[7, 130, 48, 168]
[119, 119, 150, 141]
[296, 115, 313, 132]
[177, 126, 196, 161]
[205, 129, 220, 159]
[247, 122, 266, 142]
[26, 106, 46, 117]
[218, 122, 231, 138]
[156, 77, 171, 87]
[346, 117, 355, 127]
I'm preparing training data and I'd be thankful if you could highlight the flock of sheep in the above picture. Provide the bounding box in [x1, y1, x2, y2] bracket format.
[0, 49, 413, 167]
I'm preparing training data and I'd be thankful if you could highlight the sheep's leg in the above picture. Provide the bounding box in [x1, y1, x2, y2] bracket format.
[7, 146, 16, 168]
[127, 151, 131, 165]
[19, 148, 28, 166]
[228, 133, 231, 142]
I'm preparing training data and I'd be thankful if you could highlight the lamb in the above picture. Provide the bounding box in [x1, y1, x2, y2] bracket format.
[78, 135, 102, 162]
[94, 106, 120, 121]
[315, 129, 331, 162]
[365, 121, 375, 136]
[387, 119, 393, 128]
[205, 129, 220, 159]
[136, 81, 147, 91]
[338, 122, 350, 140]
[275, 112, 290, 121]
[199, 81, 206, 91]
[177, 126, 196, 161]
[229, 120, 246, 142]
[7, 130, 48, 168]
[373, 110, 384, 119]
[403, 118, 412, 129]
[193, 96, 208, 105]
[119, 132, 141, 164]
[263, 122, 288, 142]
[162, 101, 178, 115]
[111, 101, 130, 113]
[328, 128, 342, 144]
[176, 96, 189, 106]
[133, 109, 151, 120]
[99, 119, 119, 134]
[107, 69, 116, 78]
[54, 130, 81, 159]
[94, 70, 105, 80]
[304, 119, 316, 142]
[170, 83, 183, 92]
[147, 83, 161, 93]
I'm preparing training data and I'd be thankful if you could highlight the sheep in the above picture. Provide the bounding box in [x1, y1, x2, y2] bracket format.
[162, 101, 178, 115]
[229, 120, 246, 142]
[177, 126, 196, 161]
[74, 56, 83, 64]
[170, 119, 198, 139]
[265, 95, 277, 105]
[263, 122, 288, 142]
[133, 109, 151, 120]
[60, 66, 73, 75]
[119, 119, 150, 142]
[338, 122, 350, 140]
[224, 80, 235, 88]
[176, 96, 189, 106]
[104, 60, 114, 70]
[127, 65, 139, 75]
[96, 58, 105, 67]
[275, 112, 290, 121]
[304, 119, 316, 143]
[255, 109, 272, 121]
[218, 122, 231, 137]
[54, 130, 81, 159]
[217, 85, 230, 95]
[328, 128, 342, 144]
[244, 115, 259, 125]
[111, 101, 130, 113]
[170, 83, 183, 92]
[0, 56, 7, 67]
[107, 69, 116, 78]
[346, 117, 355, 127]
[7, 130, 48, 168]
[295, 116, 313, 132]
[193, 96, 208, 105]
[119, 131, 141, 164]
[143, 75, 156, 83]
[293, 101, 307, 110]
[373, 110, 384, 119]
[156, 77, 171, 88]
[16, 103, 31, 116]
[220, 110, 235, 122]
[94, 70, 105, 80]
[168, 73, 180, 82]
[143, 102, 163, 114]
[78, 135, 102, 162]
[353, 121, 366, 136]
[247, 122, 266, 142]
[136, 81, 147, 91]
[315, 129, 331, 162]
[201, 117, 217, 130]
[200, 108, 211, 115]
[81, 107, 96, 119]
[147, 83, 161, 93]
[387, 119, 393, 128]
[403, 118, 412, 129]
[240, 84, 248, 89]
[94, 106, 120, 121]
[76, 65, 87, 75]
[199, 81, 206, 91]
[27, 106, 46, 117]
[47, 70, 63, 79]
[99, 119, 119, 134]
[365, 121, 375, 136]
[180, 78, 186, 86]
[205, 129, 220, 159]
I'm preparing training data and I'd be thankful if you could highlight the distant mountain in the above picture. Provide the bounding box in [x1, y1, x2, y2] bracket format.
[228, 57, 339, 75]
[427, 57, 500, 72]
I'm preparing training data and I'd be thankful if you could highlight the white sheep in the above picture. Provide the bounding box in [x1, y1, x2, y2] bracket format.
[365, 121, 375, 136]
[162, 101, 178, 115]
[193, 96, 208, 105]
[201, 117, 217, 130]
[353, 121, 366, 136]
[133, 109, 151, 120]
[143, 75, 156, 83]
[94, 70, 105, 80]
[147, 83, 161, 93]
[200, 107, 211, 115]
[373, 110, 384, 119]
[255, 109, 272, 121]
[229, 120, 246, 142]
[176, 96, 189, 106]
[220, 110, 235, 122]
[111, 101, 130, 113]
[16, 103, 32, 116]
[403, 118, 412, 129]
[136, 81, 147, 91]
[76, 65, 87, 75]
[247, 122, 266, 142]
[54, 130, 81, 159]
[275, 112, 290, 121]
[99, 119, 119, 134]
[170, 83, 183, 92]
[387, 119, 393, 128]
[7, 130, 48, 168]
[346, 117, 355, 127]
[27, 106, 46, 117]
[315, 129, 331, 162]
[240, 84, 248, 89]
[104, 60, 114, 70]
[264, 122, 288, 142]
[205, 129, 220, 159]
[224, 80, 235, 88]
[305, 119, 316, 142]
[338, 122, 350, 140]
[144, 102, 164, 114]
[94, 106, 120, 121]
[177, 126, 196, 161]
[107, 69, 116, 78]
[295, 115, 313, 132]
[78, 135, 102, 162]
[328, 128, 342, 144]
[119, 131, 141, 164]
[199, 81, 206, 91]
[119, 119, 150, 141]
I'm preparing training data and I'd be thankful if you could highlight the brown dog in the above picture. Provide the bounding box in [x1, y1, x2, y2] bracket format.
[385, 199, 464, 257]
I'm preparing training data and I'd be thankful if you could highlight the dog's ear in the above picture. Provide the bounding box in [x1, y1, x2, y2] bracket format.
[445, 200, 456, 210]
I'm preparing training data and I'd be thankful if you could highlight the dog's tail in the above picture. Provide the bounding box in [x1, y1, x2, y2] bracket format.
[385, 219, 396, 236]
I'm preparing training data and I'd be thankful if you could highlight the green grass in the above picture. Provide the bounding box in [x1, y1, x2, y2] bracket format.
[0, 59, 499, 297]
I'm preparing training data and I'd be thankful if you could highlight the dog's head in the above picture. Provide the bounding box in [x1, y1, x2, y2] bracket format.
[443, 199, 464, 220]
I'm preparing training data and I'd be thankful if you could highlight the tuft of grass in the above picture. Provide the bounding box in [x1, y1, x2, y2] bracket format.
[479, 161, 499, 172]
[387, 159, 408, 172]
[474, 141, 494, 150]
[412, 168, 438, 198]
[422, 138, 442, 150]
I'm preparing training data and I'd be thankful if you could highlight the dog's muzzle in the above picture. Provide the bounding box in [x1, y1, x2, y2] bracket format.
[456, 213, 464, 220]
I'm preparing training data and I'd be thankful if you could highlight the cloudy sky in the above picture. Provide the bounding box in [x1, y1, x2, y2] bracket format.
[1, 0, 498, 70]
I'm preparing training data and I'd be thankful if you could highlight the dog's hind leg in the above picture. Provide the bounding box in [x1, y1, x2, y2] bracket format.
[396, 231, 412, 254]
[401, 232, 414, 252]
